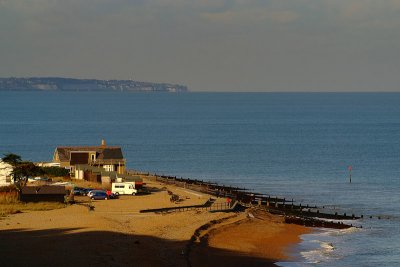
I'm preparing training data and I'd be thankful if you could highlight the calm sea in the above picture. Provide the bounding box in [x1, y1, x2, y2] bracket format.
[1, 91, 399, 266]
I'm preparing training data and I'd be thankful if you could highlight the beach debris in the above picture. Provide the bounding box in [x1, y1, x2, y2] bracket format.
[87, 203, 95, 211]
[170, 194, 180, 203]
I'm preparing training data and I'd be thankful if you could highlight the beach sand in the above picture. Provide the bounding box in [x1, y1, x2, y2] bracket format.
[0, 178, 310, 266]
[191, 209, 311, 266]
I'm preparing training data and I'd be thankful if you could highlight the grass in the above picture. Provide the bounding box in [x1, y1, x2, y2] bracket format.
[0, 191, 66, 217]
[0, 202, 66, 217]
[0, 191, 18, 204]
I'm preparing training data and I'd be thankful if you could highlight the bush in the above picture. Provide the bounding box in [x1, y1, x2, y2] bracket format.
[0, 185, 17, 193]
[0, 191, 19, 204]
[40, 166, 69, 177]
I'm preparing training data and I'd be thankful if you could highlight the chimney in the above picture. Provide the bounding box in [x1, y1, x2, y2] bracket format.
[101, 139, 106, 147]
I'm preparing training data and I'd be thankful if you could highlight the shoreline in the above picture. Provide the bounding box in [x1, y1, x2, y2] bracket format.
[0, 177, 311, 266]
[189, 209, 311, 267]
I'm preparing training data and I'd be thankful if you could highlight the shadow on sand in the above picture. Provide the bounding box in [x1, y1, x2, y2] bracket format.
[0, 227, 276, 267]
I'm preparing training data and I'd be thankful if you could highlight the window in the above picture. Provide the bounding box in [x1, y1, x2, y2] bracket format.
[91, 154, 96, 161]
[104, 165, 114, 172]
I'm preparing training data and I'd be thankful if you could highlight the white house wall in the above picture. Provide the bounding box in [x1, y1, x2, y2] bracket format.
[0, 160, 13, 186]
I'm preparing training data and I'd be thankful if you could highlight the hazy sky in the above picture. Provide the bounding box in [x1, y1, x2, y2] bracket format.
[1, 0, 400, 92]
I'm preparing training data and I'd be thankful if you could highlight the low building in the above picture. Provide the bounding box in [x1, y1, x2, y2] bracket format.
[74, 165, 142, 187]
[21, 185, 67, 202]
[53, 139, 126, 175]
[116, 174, 143, 188]
[0, 159, 13, 187]
[75, 164, 118, 185]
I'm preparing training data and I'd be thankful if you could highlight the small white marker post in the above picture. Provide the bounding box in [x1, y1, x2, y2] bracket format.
[348, 165, 352, 183]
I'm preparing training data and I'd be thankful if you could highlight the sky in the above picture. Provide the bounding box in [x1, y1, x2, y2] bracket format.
[1, 0, 400, 92]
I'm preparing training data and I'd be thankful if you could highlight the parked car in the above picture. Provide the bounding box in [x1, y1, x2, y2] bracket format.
[82, 188, 94, 196]
[90, 191, 108, 200]
[72, 187, 85, 195]
[87, 190, 105, 198]
[106, 190, 117, 199]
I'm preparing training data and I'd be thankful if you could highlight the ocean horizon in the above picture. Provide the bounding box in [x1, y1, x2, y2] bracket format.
[1, 91, 399, 266]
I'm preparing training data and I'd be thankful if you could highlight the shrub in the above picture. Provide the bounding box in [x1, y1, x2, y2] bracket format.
[0, 191, 19, 204]
[0, 184, 17, 193]
[0, 206, 20, 216]
[40, 166, 69, 177]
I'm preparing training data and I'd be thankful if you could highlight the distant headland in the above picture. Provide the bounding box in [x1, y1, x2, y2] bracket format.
[0, 77, 188, 92]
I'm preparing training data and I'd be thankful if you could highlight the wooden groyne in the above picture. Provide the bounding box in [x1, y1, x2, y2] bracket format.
[284, 216, 357, 229]
[140, 198, 240, 213]
[133, 172, 363, 229]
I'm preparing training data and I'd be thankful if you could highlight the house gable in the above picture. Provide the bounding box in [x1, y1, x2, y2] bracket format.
[52, 141, 126, 175]
[54, 146, 124, 162]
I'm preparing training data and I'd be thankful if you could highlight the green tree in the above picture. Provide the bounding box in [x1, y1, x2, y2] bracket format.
[2, 153, 43, 198]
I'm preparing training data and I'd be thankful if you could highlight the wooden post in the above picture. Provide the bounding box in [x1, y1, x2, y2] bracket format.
[348, 165, 352, 183]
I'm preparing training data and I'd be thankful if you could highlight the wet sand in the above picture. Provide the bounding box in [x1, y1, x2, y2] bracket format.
[0, 178, 310, 266]
[191, 209, 311, 266]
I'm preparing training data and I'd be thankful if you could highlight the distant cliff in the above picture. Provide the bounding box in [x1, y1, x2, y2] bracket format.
[0, 77, 188, 92]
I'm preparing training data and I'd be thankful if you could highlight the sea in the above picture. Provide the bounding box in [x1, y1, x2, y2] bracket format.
[1, 91, 399, 266]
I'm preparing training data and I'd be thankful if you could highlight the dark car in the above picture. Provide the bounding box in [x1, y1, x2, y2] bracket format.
[72, 187, 86, 195]
[90, 191, 108, 200]
[106, 190, 117, 199]
[82, 188, 94, 196]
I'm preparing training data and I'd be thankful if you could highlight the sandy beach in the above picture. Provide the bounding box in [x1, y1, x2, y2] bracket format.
[0, 178, 310, 266]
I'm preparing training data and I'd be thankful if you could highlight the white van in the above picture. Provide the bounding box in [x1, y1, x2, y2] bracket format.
[112, 182, 137, 196]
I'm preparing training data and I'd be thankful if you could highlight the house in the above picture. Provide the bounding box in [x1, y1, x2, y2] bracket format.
[21, 185, 67, 203]
[53, 140, 126, 175]
[74, 164, 143, 187]
[0, 159, 13, 186]
[74, 164, 117, 185]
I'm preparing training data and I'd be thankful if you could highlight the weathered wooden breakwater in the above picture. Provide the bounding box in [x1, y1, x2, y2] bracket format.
[147, 173, 362, 229]
[140, 198, 240, 213]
